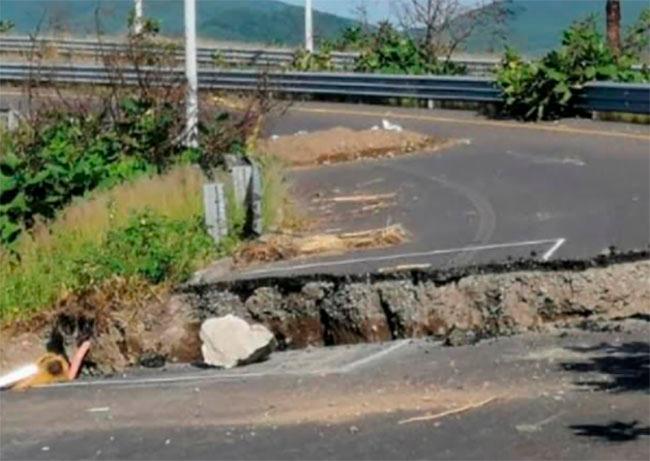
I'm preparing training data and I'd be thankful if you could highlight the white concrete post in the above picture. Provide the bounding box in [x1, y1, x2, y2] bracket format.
[184, 0, 199, 148]
[305, 0, 314, 52]
[203, 182, 228, 243]
[133, 0, 143, 34]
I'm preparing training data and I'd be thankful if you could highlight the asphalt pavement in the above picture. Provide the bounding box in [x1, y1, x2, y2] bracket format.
[213, 102, 650, 279]
[1, 100, 649, 459]
[2, 325, 649, 460]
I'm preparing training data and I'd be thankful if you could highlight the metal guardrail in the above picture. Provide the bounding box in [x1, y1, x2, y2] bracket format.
[577, 82, 650, 115]
[0, 36, 497, 75]
[1, 62, 648, 114]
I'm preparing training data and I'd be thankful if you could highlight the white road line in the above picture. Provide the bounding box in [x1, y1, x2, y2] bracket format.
[47, 369, 308, 389]
[44, 342, 412, 389]
[244, 238, 565, 276]
[542, 238, 566, 261]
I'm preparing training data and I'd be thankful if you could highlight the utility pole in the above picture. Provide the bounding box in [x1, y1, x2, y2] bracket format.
[305, 0, 314, 52]
[184, 0, 199, 148]
[606, 0, 621, 56]
[134, 0, 143, 34]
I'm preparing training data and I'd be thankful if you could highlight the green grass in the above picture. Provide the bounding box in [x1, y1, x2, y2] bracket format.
[0, 167, 222, 322]
[0, 159, 289, 323]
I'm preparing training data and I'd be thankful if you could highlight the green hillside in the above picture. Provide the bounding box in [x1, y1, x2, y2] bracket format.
[0, 0, 647, 54]
[0, 0, 355, 45]
[467, 0, 648, 56]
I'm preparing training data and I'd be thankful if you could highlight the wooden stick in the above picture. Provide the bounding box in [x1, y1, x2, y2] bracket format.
[398, 396, 498, 425]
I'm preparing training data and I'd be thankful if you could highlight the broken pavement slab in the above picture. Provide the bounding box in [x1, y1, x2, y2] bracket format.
[200, 315, 276, 369]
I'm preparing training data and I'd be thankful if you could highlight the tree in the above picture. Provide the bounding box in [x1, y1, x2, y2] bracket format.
[622, 6, 649, 57]
[606, 0, 621, 55]
[393, 0, 512, 60]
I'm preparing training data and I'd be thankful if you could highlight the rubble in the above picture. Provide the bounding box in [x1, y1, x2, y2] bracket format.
[200, 315, 276, 368]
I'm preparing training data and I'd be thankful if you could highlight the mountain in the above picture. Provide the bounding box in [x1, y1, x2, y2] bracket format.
[465, 0, 649, 56]
[1, 0, 647, 54]
[0, 0, 356, 45]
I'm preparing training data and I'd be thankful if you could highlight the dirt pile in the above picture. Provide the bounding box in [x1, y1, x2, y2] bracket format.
[258, 127, 453, 167]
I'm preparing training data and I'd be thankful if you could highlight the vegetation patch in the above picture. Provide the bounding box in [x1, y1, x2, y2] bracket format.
[497, 15, 649, 120]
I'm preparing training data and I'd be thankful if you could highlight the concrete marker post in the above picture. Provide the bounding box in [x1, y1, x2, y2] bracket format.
[203, 182, 228, 244]
[249, 162, 263, 237]
[231, 165, 253, 207]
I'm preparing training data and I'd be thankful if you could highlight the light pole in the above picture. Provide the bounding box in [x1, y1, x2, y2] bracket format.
[133, 0, 143, 34]
[305, 0, 313, 52]
[184, 0, 198, 148]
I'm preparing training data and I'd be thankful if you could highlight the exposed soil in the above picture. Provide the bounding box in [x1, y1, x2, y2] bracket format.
[258, 127, 455, 167]
[1, 254, 648, 377]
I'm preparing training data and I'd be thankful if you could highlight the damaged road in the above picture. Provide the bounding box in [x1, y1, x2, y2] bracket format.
[2, 327, 649, 460]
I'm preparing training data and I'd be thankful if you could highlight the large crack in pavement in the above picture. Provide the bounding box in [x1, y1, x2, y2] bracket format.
[177, 252, 650, 351]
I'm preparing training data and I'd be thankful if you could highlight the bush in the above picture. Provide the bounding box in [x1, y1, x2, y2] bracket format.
[497, 17, 649, 121]
[78, 210, 215, 285]
[0, 97, 249, 247]
[291, 48, 335, 71]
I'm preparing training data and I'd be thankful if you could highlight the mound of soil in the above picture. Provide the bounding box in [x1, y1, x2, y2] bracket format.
[259, 127, 454, 167]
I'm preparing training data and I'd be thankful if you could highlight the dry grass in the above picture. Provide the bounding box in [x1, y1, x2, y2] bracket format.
[234, 224, 408, 266]
[0, 166, 208, 322]
[17, 166, 205, 255]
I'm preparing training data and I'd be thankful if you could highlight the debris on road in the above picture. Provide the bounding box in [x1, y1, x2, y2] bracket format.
[314, 193, 396, 204]
[200, 315, 276, 368]
[233, 224, 408, 265]
[398, 396, 499, 424]
[0, 364, 39, 390]
[382, 119, 403, 132]
[0, 339, 91, 390]
[11, 353, 69, 390]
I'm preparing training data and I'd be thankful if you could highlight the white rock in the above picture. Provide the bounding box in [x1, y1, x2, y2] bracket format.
[200, 315, 275, 368]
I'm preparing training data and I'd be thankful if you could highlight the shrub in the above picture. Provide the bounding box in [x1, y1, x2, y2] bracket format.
[0, 97, 251, 247]
[291, 48, 335, 71]
[354, 22, 466, 75]
[497, 17, 649, 121]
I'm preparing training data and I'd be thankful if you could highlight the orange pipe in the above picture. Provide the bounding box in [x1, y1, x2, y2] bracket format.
[67, 340, 91, 380]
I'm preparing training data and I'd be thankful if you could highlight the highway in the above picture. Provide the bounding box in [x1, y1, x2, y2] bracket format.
[1, 101, 649, 460]
[207, 102, 650, 280]
[2, 328, 649, 460]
